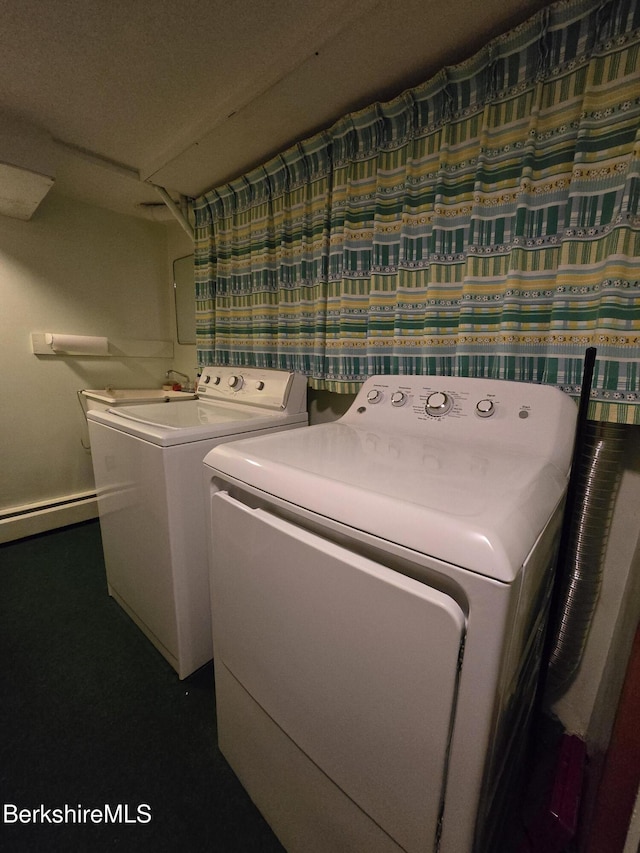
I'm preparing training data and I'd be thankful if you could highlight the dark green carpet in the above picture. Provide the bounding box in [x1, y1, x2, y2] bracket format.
[0, 521, 284, 853]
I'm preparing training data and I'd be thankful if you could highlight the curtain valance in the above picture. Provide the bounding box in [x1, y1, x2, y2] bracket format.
[193, 0, 640, 423]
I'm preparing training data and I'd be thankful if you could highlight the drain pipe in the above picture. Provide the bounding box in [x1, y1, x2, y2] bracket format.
[151, 185, 194, 241]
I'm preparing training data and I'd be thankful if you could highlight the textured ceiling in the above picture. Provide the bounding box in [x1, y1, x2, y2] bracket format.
[0, 0, 555, 221]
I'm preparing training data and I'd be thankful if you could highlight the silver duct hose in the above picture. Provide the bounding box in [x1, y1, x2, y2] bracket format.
[546, 421, 629, 699]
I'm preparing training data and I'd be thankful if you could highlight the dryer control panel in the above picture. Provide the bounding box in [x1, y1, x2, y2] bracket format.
[342, 375, 577, 469]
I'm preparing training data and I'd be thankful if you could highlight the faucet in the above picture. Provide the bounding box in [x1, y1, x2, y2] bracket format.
[165, 369, 192, 390]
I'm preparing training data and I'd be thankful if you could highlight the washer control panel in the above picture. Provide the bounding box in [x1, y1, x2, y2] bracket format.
[197, 366, 307, 413]
[342, 374, 577, 461]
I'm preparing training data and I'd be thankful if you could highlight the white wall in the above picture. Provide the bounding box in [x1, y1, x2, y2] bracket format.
[165, 222, 197, 379]
[0, 192, 192, 540]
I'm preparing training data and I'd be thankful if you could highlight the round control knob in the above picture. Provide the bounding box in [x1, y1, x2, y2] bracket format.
[212, 375, 220, 385]
[255, 380, 265, 390]
[425, 391, 452, 417]
[366, 389, 382, 404]
[203, 375, 211, 384]
[476, 399, 495, 418]
[228, 374, 243, 389]
[391, 391, 406, 407]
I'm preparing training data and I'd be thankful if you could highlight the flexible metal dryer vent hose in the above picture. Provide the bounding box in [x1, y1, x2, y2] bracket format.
[546, 421, 629, 699]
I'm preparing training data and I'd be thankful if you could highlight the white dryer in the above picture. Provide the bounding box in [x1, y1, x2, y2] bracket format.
[87, 366, 308, 679]
[202, 375, 577, 853]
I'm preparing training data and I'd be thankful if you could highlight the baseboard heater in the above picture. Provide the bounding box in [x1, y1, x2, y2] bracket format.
[0, 491, 98, 544]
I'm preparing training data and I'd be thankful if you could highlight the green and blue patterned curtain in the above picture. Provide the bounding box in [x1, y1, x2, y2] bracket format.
[193, 0, 640, 423]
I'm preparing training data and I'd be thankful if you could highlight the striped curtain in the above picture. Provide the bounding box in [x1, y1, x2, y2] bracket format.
[193, 0, 640, 423]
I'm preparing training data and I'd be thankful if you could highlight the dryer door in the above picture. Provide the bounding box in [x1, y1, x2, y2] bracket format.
[210, 491, 466, 853]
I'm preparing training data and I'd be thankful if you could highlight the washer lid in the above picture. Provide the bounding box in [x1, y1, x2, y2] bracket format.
[86, 399, 307, 446]
[204, 421, 570, 582]
[81, 388, 196, 405]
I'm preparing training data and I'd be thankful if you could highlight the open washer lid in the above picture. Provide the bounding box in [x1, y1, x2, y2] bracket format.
[86, 366, 309, 446]
[87, 400, 307, 446]
[82, 388, 196, 405]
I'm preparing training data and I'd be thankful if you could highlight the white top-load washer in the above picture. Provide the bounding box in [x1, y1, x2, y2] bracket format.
[86, 366, 308, 679]
[202, 375, 577, 853]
